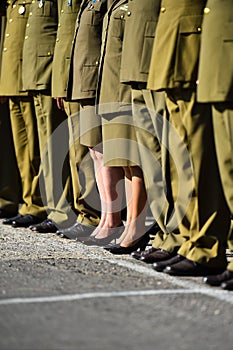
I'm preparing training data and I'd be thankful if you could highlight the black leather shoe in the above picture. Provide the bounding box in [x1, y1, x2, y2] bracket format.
[81, 225, 124, 247]
[107, 234, 150, 255]
[103, 243, 121, 251]
[203, 269, 233, 286]
[152, 255, 185, 272]
[11, 214, 42, 228]
[29, 219, 58, 233]
[0, 209, 18, 219]
[3, 213, 23, 225]
[221, 278, 233, 290]
[131, 247, 158, 261]
[56, 222, 95, 240]
[140, 249, 175, 264]
[164, 258, 226, 277]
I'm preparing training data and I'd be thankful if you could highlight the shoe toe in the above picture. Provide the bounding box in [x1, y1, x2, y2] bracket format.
[131, 251, 143, 260]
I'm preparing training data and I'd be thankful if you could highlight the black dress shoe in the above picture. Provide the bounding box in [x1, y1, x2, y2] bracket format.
[131, 247, 158, 261]
[203, 269, 233, 286]
[221, 278, 233, 290]
[140, 249, 175, 264]
[103, 243, 121, 251]
[56, 222, 95, 240]
[0, 209, 18, 219]
[81, 225, 124, 247]
[107, 234, 150, 255]
[11, 214, 42, 228]
[29, 219, 58, 233]
[164, 258, 226, 277]
[152, 255, 185, 272]
[3, 213, 23, 225]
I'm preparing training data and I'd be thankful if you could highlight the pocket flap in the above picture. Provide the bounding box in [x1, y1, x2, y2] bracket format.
[145, 20, 157, 37]
[38, 44, 54, 57]
[223, 23, 233, 41]
[179, 15, 203, 33]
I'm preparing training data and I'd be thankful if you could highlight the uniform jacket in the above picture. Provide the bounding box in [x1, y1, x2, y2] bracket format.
[147, 0, 207, 91]
[120, 0, 161, 84]
[0, 0, 32, 96]
[22, 0, 58, 92]
[67, 0, 107, 100]
[0, 16, 6, 71]
[52, 0, 82, 98]
[197, 0, 233, 102]
[96, 0, 131, 114]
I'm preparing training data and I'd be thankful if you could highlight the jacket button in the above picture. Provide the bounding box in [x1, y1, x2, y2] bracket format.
[161, 7, 166, 13]
[127, 11, 131, 16]
[204, 7, 210, 14]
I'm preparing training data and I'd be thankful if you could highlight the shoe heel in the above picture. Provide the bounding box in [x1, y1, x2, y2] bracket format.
[139, 235, 150, 251]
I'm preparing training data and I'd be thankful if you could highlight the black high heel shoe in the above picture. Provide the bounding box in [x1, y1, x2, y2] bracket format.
[81, 224, 124, 247]
[103, 242, 121, 251]
[107, 233, 150, 255]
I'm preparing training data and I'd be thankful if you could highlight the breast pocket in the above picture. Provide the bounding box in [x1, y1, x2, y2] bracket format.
[35, 0, 54, 17]
[16, 0, 31, 19]
[110, 10, 126, 39]
[85, 1, 106, 26]
[140, 20, 157, 74]
[174, 15, 203, 83]
[218, 23, 233, 95]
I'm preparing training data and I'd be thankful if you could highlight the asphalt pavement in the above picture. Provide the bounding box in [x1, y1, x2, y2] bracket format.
[1, 219, 233, 350]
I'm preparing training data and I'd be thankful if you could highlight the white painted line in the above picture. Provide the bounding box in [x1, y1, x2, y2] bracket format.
[0, 289, 218, 306]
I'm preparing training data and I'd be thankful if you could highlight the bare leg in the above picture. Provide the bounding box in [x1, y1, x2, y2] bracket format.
[90, 148, 124, 238]
[118, 166, 147, 246]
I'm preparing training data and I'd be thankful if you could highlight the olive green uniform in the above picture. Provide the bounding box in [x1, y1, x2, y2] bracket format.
[197, 0, 233, 270]
[0, 0, 46, 219]
[0, 12, 21, 215]
[147, 0, 230, 268]
[22, 0, 71, 226]
[52, 0, 100, 226]
[120, 0, 169, 236]
[67, 0, 107, 149]
[96, 0, 141, 167]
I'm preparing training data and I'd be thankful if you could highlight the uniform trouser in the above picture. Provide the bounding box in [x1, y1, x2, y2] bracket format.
[9, 96, 46, 218]
[165, 89, 230, 267]
[63, 100, 100, 227]
[0, 101, 20, 213]
[33, 92, 72, 226]
[211, 102, 233, 270]
[131, 87, 185, 252]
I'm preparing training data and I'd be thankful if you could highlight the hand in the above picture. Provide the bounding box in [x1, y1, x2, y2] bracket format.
[0, 96, 8, 104]
[55, 97, 65, 111]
